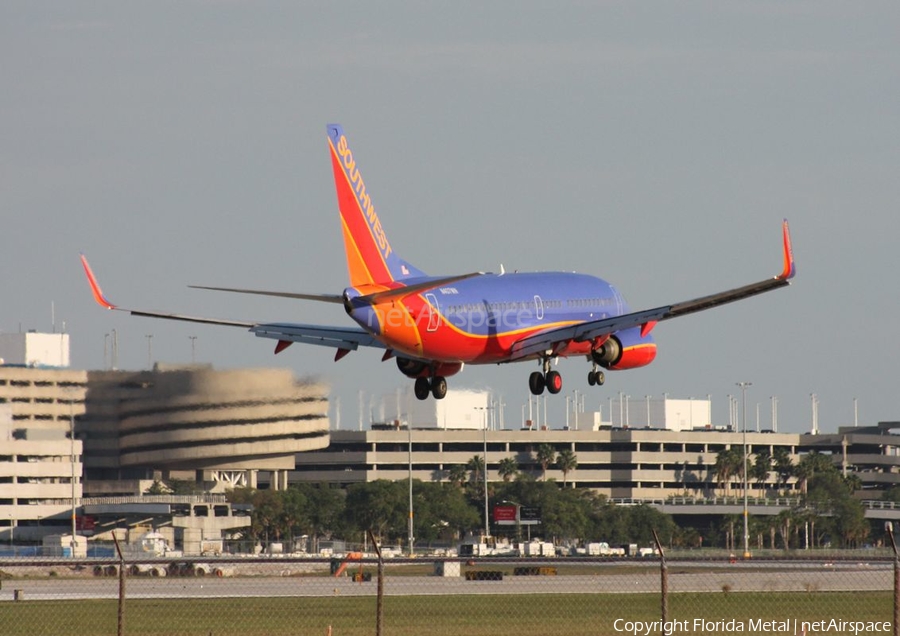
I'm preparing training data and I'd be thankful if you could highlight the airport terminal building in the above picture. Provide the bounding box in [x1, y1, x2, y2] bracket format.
[290, 426, 811, 498]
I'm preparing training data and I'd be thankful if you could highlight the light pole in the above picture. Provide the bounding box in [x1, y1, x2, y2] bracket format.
[407, 416, 414, 557]
[70, 396, 77, 556]
[771, 396, 778, 432]
[111, 328, 118, 370]
[475, 406, 492, 538]
[189, 336, 197, 364]
[572, 390, 580, 430]
[145, 334, 153, 368]
[736, 382, 752, 559]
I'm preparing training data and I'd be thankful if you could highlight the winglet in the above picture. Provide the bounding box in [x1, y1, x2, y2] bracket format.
[778, 220, 796, 281]
[80, 254, 117, 310]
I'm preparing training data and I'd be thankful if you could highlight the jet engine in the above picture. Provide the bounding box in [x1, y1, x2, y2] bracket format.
[591, 335, 656, 370]
[591, 337, 622, 369]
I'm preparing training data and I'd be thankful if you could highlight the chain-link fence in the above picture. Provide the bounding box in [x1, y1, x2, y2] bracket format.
[0, 551, 894, 635]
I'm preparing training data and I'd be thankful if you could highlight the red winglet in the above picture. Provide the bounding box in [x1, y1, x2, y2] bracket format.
[334, 348, 351, 362]
[79, 255, 117, 310]
[381, 349, 395, 362]
[640, 320, 657, 338]
[274, 340, 293, 354]
[779, 220, 796, 280]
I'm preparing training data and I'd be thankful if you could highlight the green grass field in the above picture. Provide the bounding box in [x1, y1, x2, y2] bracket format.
[0, 592, 892, 636]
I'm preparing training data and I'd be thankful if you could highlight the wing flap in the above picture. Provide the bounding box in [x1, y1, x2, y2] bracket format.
[251, 323, 385, 351]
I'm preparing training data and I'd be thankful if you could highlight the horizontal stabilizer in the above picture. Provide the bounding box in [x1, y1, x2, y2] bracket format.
[357, 272, 483, 304]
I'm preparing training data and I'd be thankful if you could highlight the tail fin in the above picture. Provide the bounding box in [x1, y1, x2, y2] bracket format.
[326, 124, 426, 287]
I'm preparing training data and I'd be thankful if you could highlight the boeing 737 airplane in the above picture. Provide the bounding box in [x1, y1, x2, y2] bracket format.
[82, 124, 796, 401]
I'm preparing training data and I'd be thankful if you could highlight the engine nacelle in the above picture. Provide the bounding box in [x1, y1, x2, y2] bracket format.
[608, 344, 657, 370]
[396, 357, 427, 377]
[396, 358, 464, 378]
[591, 337, 622, 369]
[591, 334, 656, 370]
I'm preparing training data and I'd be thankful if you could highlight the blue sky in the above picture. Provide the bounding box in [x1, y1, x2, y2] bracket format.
[3, 2, 899, 433]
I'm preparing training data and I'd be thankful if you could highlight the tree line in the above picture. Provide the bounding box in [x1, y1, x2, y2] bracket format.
[225, 475, 679, 550]
[151, 442, 877, 550]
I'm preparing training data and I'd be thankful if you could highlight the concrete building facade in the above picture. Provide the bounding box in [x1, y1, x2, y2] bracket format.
[80, 365, 331, 493]
[0, 421, 83, 542]
[0, 365, 86, 542]
[0, 360, 329, 542]
[290, 426, 808, 499]
[810, 422, 900, 492]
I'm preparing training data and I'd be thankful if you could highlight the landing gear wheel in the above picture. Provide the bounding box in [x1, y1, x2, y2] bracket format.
[414, 377, 431, 401]
[588, 371, 596, 386]
[528, 371, 545, 395]
[431, 376, 448, 400]
[593, 370, 605, 386]
[546, 370, 562, 394]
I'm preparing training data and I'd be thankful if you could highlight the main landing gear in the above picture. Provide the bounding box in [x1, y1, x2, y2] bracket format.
[587, 364, 605, 387]
[528, 359, 606, 396]
[414, 376, 448, 401]
[528, 358, 562, 396]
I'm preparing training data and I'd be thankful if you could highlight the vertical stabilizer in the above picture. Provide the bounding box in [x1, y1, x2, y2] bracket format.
[326, 124, 426, 287]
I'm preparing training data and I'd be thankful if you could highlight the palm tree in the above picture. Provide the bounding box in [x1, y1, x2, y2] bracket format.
[751, 450, 771, 497]
[555, 449, 578, 487]
[714, 448, 742, 496]
[842, 473, 863, 494]
[467, 455, 485, 484]
[713, 450, 732, 495]
[497, 457, 518, 482]
[535, 444, 556, 481]
[447, 464, 468, 488]
[794, 451, 833, 495]
[776, 509, 794, 550]
[772, 446, 793, 489]
[765, 515, 780, 550]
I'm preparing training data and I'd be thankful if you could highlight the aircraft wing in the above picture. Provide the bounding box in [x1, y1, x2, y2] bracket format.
[509, 220, 796, 361]
[188, 285, 344, 304]
[80, 255, 384, 355]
